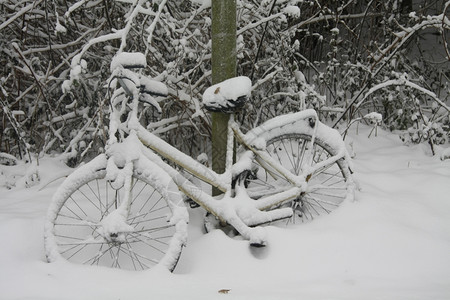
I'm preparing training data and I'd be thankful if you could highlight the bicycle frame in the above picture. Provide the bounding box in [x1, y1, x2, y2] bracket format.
[108, 64, 349, 244]
[136, 119, 295, 205]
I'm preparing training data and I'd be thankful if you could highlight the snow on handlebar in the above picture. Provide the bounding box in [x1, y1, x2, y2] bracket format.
[110, 52, 168, 112]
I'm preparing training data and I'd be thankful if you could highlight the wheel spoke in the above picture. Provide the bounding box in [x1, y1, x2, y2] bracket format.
[85, 180, 106, 214]
[76, 185, 101, 212]
[127, 232, 167, 254]
[123, 241, 148, 270]
[129, 214, 169, 227]
[66, 196, 88, 219]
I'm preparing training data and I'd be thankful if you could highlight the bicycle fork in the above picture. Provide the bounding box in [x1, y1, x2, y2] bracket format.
[98, 161, 135, 244]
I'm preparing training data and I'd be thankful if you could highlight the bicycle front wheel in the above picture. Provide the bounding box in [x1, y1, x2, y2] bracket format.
[244, 128, 353, 224]
[45, 155, 187, 271]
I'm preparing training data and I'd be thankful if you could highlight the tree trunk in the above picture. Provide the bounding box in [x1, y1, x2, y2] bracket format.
[211, 0, 236, 196]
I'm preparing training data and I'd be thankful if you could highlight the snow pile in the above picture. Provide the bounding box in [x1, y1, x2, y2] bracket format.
[1, 126, 450, 299]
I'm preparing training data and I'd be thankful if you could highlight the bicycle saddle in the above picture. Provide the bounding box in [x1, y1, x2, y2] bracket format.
[203, 76, 251, 113]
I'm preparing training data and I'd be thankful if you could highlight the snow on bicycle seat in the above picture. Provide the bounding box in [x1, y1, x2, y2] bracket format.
[202, 76, 251, 113]
[110, 52, 147, 71]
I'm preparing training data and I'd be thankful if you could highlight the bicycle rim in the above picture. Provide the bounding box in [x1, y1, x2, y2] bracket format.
[48, 170, 181, 271]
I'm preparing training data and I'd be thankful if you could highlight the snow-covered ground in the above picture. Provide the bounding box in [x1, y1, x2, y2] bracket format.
[1, 125, 449, 300]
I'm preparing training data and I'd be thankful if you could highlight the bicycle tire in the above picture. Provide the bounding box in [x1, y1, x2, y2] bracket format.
[242, 119, 354, 224]
[44, 154, 188, 271]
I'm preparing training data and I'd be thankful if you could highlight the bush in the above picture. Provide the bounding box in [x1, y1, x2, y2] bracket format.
[1, 0, 448, 164]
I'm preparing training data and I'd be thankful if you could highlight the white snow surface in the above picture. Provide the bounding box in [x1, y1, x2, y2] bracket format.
[1, 126, 450, 300]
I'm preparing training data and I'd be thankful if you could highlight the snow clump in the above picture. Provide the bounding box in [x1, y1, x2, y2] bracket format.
[364, 112, 383, 125]
[110, 52, 147, 71]
[283, 6, 300, 18]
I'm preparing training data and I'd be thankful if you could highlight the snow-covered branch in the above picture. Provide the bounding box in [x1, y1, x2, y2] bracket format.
[355, 77, 450, 113]
[0, 0, 44, 31]
[372, 11, 450, 73]
[1, 0, 449, 162]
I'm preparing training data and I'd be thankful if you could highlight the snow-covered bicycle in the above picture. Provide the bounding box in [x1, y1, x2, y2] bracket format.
[44, 52, 355, 271]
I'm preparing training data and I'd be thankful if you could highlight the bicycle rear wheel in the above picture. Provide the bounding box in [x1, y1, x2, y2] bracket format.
[244, 131, 353, 224]
[45, 155, 187, 271]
